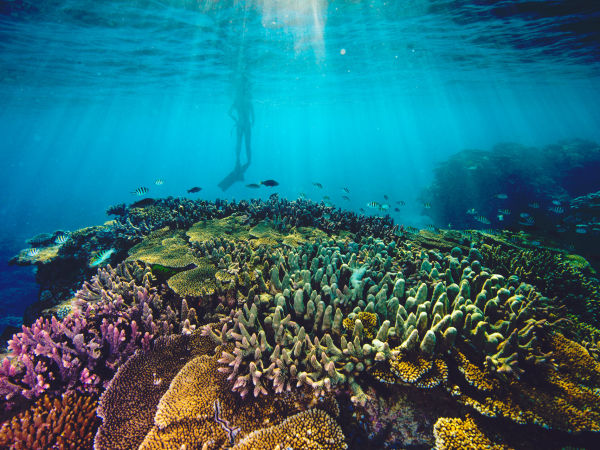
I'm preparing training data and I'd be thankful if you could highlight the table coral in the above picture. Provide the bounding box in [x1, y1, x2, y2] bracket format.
[433, 416, 509, 450]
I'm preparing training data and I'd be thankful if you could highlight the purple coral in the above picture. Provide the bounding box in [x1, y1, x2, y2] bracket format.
[0, 263, 177, 409]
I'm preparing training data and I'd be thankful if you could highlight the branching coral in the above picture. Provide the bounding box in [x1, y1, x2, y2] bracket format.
[0, 393, 99, 449]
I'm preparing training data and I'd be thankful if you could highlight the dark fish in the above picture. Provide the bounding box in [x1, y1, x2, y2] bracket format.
[246, 183, 261, 188]
[396, 200, 405, 206]
[313, 182, 323, 189]
[132, 186, 149, 196]
[423, 203, 431, 209]
[384, 195, 389, 200]
[394, 207, 400, 212]
[342, 195, 350, 201]
[261, 179, 279, 187]
[187, 187, 202, 193]
[131, 198, 155, 208]
[342, 187, 350, 193]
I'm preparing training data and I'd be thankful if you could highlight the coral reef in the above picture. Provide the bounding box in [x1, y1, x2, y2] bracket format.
[95, 329, 346, 450]
[433, 416, 508, 450]
[0, 262, 184, 407]
[0, 392, 99, 449]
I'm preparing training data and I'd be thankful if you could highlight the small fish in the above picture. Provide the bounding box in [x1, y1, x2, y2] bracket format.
[575, 225, 588, 234]
[520, 212, 530, 218]
[383, 195, 389, 200]
[396, 200, 405, 206]
[495, 193, 508, 200]
[26, 248, 40, 257]
[154, 179, 164, 186]
[467, 165, 478, 170]
[498, 209, 511, 215]
[497, 214, 504, 221]
[313, 182, 323, 189]
[423, 203, 431, 209]
[131, 198, 155, 208]
[475, 215, 491, 225]
[299, 193, 307, 199]
[519, 217, 535, 226]
[90, 249, 116, 267]
[551, 200, 561, 206]
[528, 202, 540, 209]
[556, 225, 567, 233]
[187, 187, 202, 193]
[261, 179, 279, 187]
[394, 207, 400, 212]
[466, 208, 477, 215]
[55, 235, 69, 245]
[548, 206, 564, 214]
[246, 183, 260, 188]
[342, 187, 350, 193]
[342, 195, 350, 201]
[323, 195, 330, 201]
[132, 186, 149, 196]
[359, 208, 365, 213]
[367, 201, 381, 209]
[425, 224, 437, 231]
[530, 240, 541, 246]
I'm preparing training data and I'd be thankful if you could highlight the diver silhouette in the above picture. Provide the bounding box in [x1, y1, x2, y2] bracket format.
[219, 75, 254, 191]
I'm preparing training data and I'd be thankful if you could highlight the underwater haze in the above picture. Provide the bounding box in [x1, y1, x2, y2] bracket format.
[2, 0, 600, 342]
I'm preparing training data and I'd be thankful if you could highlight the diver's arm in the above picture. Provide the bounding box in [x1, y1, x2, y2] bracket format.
[249, 104, 255, 126]
[228, 104, 237, 122]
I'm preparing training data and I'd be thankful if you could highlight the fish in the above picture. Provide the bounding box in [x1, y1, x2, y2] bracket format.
[299, 193, 307, 199]
[187, 187, 202, 193]
[495, 193, 508, 199]
[466, 165, 478, 170]
[530, 240, 541, 246]
[425, 224, 437, 232]
[154, 179, 164, 185]
[396, 200, 405, 206]
[548, 206, 564, 214]
[55, 235, 69, 245]
[497, 214, 504, 221]
[90, 248, 116, 267]
[132, 187, 149, 196]
[576, 225, 588, 234]
[26, 248, 40, 257]
[394, 207, 400, 212]
[520, 212, 530, 218]
[313, 182, 323, 189]
[383, 195, 389, 200]
[498, 209, 511, 215]
[367, 201, 381, 209]
[466, 208, 477, 215]
[519, 217, 535, 226]
[423, 203, 431, 209]
[342, 187, 350, 193]
[342, 195, 350, 201]
[551, 200, 561, 206]
[359, 208, 365, 213]
[475, 215, 491, 225]
[323, 195, 330, 201]
[528, 202, 540, 209]
[131, 198, 155, 208]
[246, 183, 260, 188]
[261, 179, 279, 187]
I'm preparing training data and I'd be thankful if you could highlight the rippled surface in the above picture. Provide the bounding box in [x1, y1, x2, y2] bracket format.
[1, 0, 599, 104]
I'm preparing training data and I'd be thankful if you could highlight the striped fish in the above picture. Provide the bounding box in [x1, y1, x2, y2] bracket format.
[89, 248, 116, 267]
[154, 179, 164, 186]
[27, 248, 40, 257]
[55, 235, 69, 245]
[367, 201, 381, 209]
[132, 186, 149, 196]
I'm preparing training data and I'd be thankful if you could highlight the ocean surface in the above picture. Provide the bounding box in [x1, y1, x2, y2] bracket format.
[1, 0, 599, 332]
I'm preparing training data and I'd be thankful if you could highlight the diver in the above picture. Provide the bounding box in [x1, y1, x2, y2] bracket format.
[228, 75, 254, 169]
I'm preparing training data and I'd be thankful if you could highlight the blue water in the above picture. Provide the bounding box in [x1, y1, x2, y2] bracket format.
[1, 0, 600, 333]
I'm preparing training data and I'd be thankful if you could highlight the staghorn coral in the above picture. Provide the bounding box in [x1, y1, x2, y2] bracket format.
[0, 262, 181, 407]
[0, 392, 99, 449]
[433, 416, 509, 450]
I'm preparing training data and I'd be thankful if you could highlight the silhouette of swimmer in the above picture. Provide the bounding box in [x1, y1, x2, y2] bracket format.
[219, 76, 254, 192]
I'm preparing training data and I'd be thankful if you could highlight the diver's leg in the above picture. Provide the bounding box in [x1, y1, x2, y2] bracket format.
[244, 126, 252, 165]
[235, 128, 243, 169]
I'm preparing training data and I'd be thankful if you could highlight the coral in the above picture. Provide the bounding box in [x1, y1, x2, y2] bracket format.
[232, 409, 347, 450]
[95, 332, 214, 450]
[127, 228, 199, 268]
[433, 416, 508, 450]
[187, 215, 251, 243]
[167, 263, 218, 297]
[0, 392, 99, 449]
[96, 328, 344, 450]
[0, 262, 181, 407]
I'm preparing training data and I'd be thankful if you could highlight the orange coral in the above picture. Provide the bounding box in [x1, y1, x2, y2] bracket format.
[433, 416, 510, 450]
[0, 393, 99, 450]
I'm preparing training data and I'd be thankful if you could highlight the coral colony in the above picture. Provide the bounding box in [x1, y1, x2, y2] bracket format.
[1, 190, 600, 449]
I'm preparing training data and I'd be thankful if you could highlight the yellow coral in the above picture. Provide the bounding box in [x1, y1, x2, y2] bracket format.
[127, 228, 198, 268]
[167, 264, 217, 297]
[454, 350, 498, 392]
[390, 355, 433, 384]
[433, 416, 510, 450]
[232, 409, 347, 450]
[187, 216, 251, 244]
